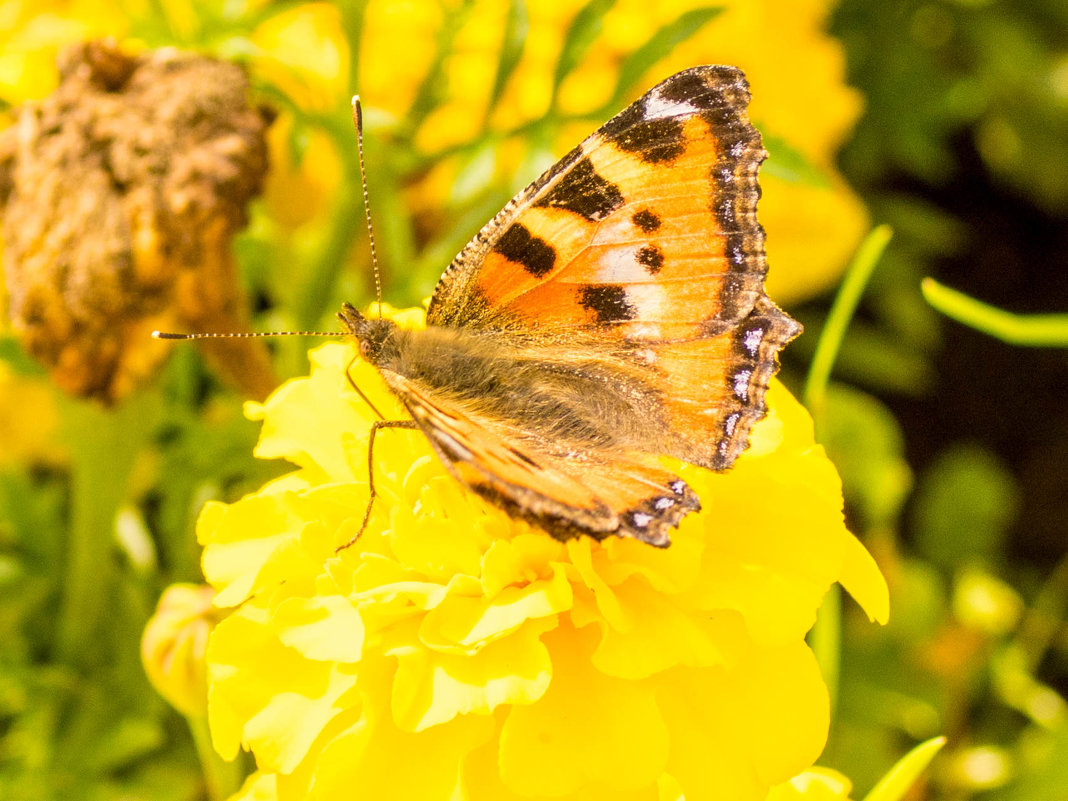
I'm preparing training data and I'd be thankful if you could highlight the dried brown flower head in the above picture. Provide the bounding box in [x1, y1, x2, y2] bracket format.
[0, 40, 277, 402]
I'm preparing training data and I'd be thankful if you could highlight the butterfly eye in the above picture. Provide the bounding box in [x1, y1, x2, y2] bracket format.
[359, 339, 372, 358]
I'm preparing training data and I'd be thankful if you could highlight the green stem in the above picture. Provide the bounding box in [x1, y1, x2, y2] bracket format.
[921, 277, 1068, 347]
[189, 714, 247, 801]
[54, 390, 160, 665]
[809, 583, 842, 720]
[803, 224, 893, 423]
[803, 226, 892, 730]
[294, 180, 362, 331]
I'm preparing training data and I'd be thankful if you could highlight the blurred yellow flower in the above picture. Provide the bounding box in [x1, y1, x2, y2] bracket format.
[0, 362, 65, 468]
[358, 0, 868, 304]
[199, 307, 887, 801]
[0, 0, 128, 103]
[250, 3, 348, 111]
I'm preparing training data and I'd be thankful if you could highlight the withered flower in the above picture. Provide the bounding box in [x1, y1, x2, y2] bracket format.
[0, 40, 276, 402]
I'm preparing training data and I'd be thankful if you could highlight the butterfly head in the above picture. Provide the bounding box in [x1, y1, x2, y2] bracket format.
[337, 302, 400, 366]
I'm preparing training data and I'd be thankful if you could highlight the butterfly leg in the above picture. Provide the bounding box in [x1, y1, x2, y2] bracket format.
[336, 418, 418, 552]
[343, 354, 386, 420]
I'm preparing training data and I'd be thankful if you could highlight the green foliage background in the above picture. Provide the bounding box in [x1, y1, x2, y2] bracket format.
[0, 1, 1066, 799]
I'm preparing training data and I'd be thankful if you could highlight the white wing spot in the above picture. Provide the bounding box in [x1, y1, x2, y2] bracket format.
[595, 246, 649, 283]
[644, 89, 699, 120]
[743, 327, 764, 356]
[732, 369, 752, 401]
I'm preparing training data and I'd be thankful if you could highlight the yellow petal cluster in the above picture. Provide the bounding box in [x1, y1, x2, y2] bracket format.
[200, 307, 887, 801]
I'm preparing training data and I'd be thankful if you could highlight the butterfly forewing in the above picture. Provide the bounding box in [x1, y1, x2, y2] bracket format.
[427, 65, 769, 338]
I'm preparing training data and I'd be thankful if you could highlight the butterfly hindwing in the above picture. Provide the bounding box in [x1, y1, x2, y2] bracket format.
[382, 370, 700, 546]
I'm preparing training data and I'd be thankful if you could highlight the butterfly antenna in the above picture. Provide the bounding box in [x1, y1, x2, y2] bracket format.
[352, 96, 382, 321]
[152, 330, 338, 340]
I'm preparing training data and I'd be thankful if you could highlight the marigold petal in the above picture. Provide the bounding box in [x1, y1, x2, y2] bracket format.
[248, 343, 403, 483]
[838, 531, 891, 624]
[499, 624, 669, 796]
[207, 603, 334, 761]
[279, 691, 494, 800]
[589, 586, 745, 679]
[767, 767, 855, 800]
[596, 521, 705, 594]
[567, 538, 627, 629]
[463, 734, 664, 801]
[229, 771, 277, 801]
[420, 563, 572, 651]
[199, 495, 300, 608]
[243, 664, 357, 773]
[392, 616, 555, 731]
[388, 460, 487, 579]
[273, 595, 365, 662]
[203, 486, 362, 608]
[480, 534, 568, 595]
[655, 642, 829, 800]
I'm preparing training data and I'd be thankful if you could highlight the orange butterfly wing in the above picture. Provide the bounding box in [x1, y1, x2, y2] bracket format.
[426, 65, 800, 473]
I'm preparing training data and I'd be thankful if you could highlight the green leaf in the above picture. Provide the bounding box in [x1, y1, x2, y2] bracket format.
[922, 278, 1068, 347]
[551, 0, 617, 104]
[804, 225, 893, 421]
[335, 0, 371, 88]
[862, 736, 947, 801]
[486, 0, 529, 118]
[610, 6, 724, 106]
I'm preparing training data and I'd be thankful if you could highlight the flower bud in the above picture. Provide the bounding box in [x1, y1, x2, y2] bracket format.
[141, 583, 219, 718]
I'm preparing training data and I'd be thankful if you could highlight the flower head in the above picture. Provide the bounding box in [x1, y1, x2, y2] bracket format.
[200, 306, 887, 801]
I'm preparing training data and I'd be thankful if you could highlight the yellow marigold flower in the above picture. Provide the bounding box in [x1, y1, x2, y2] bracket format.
[199, 307, 887, 801]
[141, 583, 220, 718]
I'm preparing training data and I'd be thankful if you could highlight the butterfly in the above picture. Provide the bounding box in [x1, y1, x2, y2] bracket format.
[338, 65, 801, 548]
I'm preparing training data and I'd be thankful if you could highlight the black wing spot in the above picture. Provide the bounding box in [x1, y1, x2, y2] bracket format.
[578, 285, 637, 325]
[635, 245, 664, 275]
[656, 69, 718, 109]
[601, 103, 686, 164]
[493, 223, 557, 278]
[631, 209, 661, 232]
[534, 156, 624, 222]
